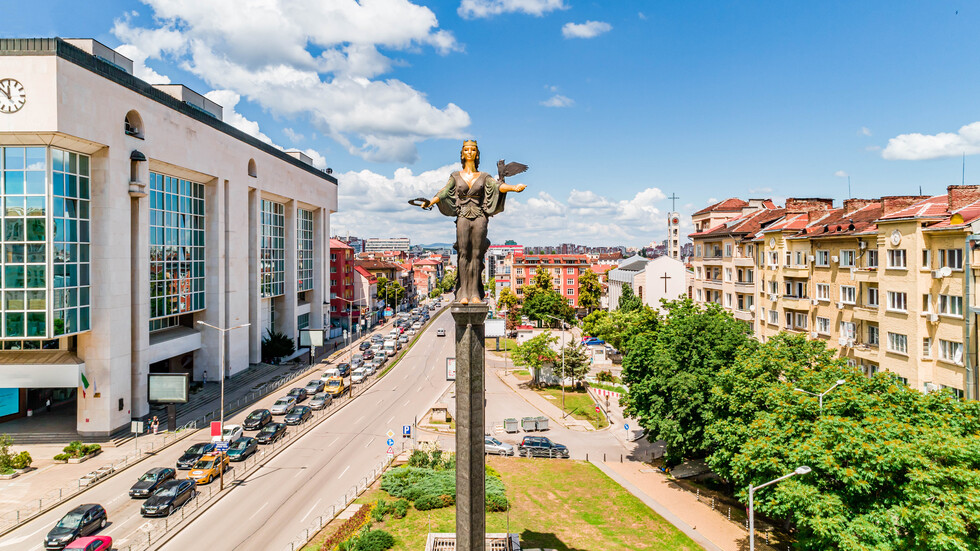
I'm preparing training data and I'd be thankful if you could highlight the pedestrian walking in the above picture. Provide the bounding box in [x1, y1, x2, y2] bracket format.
[151, 416, 159, 435]
[203, 370, 208, 384]
[45, 398, 51, 412]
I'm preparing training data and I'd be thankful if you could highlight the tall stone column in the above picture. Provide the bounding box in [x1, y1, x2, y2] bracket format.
[452, 303, 488, 551]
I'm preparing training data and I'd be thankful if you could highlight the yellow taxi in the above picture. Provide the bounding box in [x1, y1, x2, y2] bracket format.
[186, 452, 229, 485]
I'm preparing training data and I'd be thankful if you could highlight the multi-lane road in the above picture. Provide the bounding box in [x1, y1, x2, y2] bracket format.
[0, 305, 454, 551]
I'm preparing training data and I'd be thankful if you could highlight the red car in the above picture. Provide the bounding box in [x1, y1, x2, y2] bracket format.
[64, 536, 112, 551]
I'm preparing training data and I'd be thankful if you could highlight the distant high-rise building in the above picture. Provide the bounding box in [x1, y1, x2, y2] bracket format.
[365, 237, 410, 252]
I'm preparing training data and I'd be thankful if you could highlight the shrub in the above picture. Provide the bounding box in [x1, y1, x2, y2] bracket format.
[83, 444, 101, 455]
[486, 493, 509, 512]
[371, 498, 388, 522]
[0, 434, 12, 470]
[485, 464, 501, 479]
[53, 453, 69, 461]
[262, 329, 296, 363]
[407, 450, 429, 468]
[354, 529, 395, 551]
[319, 504, 371, 551]
[596, 370, 615, 382]
[413, 495, 444, 511]
[11, 451, 31, 470]
[391, 499, 408, 519]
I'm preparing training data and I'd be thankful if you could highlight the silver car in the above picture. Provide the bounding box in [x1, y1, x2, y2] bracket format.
[270, 396, 297, 415]
[484, 436, 514, 456]
[309, 392, 332, 410]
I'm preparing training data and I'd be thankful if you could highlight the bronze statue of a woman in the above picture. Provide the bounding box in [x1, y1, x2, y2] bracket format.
[417, 140, 526, 304]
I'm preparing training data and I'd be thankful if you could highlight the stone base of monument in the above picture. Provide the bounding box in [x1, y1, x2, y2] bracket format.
[423, 533, 521, 551]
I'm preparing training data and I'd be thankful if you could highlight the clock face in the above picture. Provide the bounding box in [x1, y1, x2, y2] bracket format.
[672, 217, 679, 225]
[890, 230, 901, 246]
[0, 78, 26, 114]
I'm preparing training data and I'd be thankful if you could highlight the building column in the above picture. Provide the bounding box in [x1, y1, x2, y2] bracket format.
[129, 159, 150, 418]
[280, 200, 298, 344]
[247, 189, 262, 363]
[311, 207, 327, 329]
[197, 178, 226, 377]
[226, 178, 250, 372]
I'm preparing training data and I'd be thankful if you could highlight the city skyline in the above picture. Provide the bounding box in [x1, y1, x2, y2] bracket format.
[6, 1, 980, 246]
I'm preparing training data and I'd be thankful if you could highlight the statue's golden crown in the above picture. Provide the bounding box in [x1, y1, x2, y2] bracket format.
[463, 139, 478, 146]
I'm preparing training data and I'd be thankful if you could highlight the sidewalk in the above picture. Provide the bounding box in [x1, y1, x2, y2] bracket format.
[491, 365, 595, 432]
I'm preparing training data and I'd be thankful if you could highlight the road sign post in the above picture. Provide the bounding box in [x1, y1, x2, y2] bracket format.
[132, 420, 144, 456]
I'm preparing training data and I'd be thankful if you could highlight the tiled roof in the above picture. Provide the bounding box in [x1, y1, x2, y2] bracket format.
[689, 208, 786, 239]
[692, 198, 748, 216]
[877, 195, 949, 221]
[330, 238, 352, 249]
[513, 254, 589, 264]
[353, 265, 376, 280]
[800, 202, 883, 239]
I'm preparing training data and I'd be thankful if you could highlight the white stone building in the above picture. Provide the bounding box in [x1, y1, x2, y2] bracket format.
[632, 256, 688, 312]
[0, 38, 338, 436]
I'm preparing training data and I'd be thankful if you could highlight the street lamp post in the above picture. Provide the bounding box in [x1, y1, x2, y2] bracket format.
[795, 379, 846, 411]
[543, 314, 568, 417]
[748, 466, 811, 551]
[336, 296, 369, 362]
[196, 320, 250, 491]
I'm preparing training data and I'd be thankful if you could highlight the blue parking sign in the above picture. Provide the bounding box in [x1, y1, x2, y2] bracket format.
[403, 425, 411, 436]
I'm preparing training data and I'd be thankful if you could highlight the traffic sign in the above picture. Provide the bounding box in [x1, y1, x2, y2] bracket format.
[386, 438, 395, 446]
[403, 425, 411, 436]
[624, 423, 630, 431]
[595, 405, 601, 413]
[386, 429, 395, 438]
[131, 421, 144, 434]
[210, 421, 222, 437]
[386, 446, 394, 455]
[214, 440, 229, 452]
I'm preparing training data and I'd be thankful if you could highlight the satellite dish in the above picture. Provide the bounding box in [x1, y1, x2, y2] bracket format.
[941, 266, 953, 277]
[749, 304, 756, 312]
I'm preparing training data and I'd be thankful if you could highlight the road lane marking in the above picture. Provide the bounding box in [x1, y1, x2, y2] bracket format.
[387, 415, 394, 425]
[0, 524, 49, 547]
[365, 437, 375, 448]
[404, 400, 411, 406]
[354, 415, 364, 424]
[248, 502, 269, 520]
[338, 465, 350, 479]
[301, 499, 322, 521]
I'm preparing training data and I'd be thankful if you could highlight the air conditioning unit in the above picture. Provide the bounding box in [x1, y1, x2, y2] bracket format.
[927, 313, 939, 322]
[768, 294, 777, 301]
[859, 241, 867, 249]
[932, 266, 953, 279]
[810, 298, 819, 305]
[836, 301, 845, 309]
[924, 382, 939, 393]
[832, 255, 839, 263]
[810, 331, 819, 339]
[808, 255, 816, 262]
[838, 337, 849, 347]
[847, 338, 855, 347]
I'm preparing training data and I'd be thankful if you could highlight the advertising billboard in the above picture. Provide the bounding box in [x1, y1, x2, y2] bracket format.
[147, 373, 189, 403]
[0, 388, 18, 417]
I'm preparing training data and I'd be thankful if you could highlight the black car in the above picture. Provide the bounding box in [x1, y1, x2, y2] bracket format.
[44, 504, 107, 550]
[129, 467, 176, 498]
[283, 405, 312, 425]
[518, 436, 569, 458]
[242, 409, 272, 431]
[287, 387, 308, 403]
[140, 479, 195, 517]
[176, 442, 216, 469]
[336, 363, 351, 377]
[362, 350, 375, 361]
[358, 341, 372, 351]
[255, 422, 287, 444]
[227, 437, 258, 462]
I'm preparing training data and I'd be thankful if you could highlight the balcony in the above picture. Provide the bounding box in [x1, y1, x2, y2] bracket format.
[734, 279, 755, 289]
[733, 309, 754, 322]
[848, 267, 879, 282]
[782, 266, 810, 277]
[781, 295, 811, 308]
[851, 306, 879, 321]
[852, 342, 880, 361]
[702, 278, 723, 289]
[733, 256, 755, 267]
[702, 255, 724, 265]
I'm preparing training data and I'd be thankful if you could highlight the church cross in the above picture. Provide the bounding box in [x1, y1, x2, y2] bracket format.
[660, 272, 671, 293]
[668, 193, 679, 212]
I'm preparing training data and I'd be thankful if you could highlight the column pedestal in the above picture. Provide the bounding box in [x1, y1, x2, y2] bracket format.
[452, 302, 488, 551]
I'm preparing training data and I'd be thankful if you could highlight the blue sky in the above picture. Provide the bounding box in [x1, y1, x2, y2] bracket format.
[6, 1, 980, 246]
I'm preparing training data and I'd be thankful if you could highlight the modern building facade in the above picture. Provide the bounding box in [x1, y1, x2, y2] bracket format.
[506, 253, 589, 308]
[0, 38, 338, 435]
[329, 239, 358, 330]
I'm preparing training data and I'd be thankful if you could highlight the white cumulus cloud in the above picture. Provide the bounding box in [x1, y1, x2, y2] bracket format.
[859, 126, 872, 136]
[882, 121, 980, 160]
[204, 89, 276, 146]
[458, 0, 567, 19]
[540, 94, 574, 108]
[834, 170, 848, 178]
[113, 0, 468, 163]
[562, 20, 612, 39]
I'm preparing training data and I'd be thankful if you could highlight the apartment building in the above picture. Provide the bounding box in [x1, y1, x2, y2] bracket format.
[506, 253, 590, 308]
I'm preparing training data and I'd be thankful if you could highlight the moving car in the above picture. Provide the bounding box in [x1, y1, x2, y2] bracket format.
[412, 322, 422, 330]
[324, 376, 345, 397]
[226, 437, 258, 462]
[370, 335, 384, 343]
[336, 363, 351, 377]
[362, 349, 375, 361]
[304, 380, 325, 395]
[187, 453, 229, 485]
[284, 405, 312, 425]
[270, 396, 297, 415]
[358, 341, 372, 351]
[309, 392, 332, 410]
[351, 367, 368, 384]
[320, 367, 341, 381]
[255, 422, 287, 444]
[436, 328, 446, 337]
[212, 424, 243, 442]
[286, 387, 308, 403]
[63, 536, 112, 551]
[484, 437, 515, 456]
[44, 504, 107, 550]
[176, 442, 216, 470]
[383, 340, 397, 356]
[129, 467, 176, 498]
[399, 334, 409, 343]
[518, 436, 569, 458]
[140, 479, 195, 517]
[243, 409, 272, 431]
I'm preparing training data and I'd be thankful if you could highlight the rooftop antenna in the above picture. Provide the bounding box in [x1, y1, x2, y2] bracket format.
[963, 152, 966, 185]
[847, 176, 851, 199]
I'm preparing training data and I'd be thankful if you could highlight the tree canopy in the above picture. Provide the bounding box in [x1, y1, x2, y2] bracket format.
[618, 283, 642, 312]
[521, 289, 575, 327]
[577, 269, 602, 312]
[510, 331, 558, 386]
[376, 276, 405, 309]
[580, 306, 658, 354]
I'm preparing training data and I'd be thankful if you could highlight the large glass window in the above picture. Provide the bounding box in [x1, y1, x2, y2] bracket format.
[0, 147, 90, 340]
[261, 200, 285, 297]
[149, 172, 205, 331]
[297, 209, 314, 292]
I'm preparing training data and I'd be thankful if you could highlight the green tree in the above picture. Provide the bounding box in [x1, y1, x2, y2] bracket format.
[580, 310, 609, 338]
[437, 269, 457, 294]
[511, 331, 558, 386]
[621, 298, 753, 464]
[707, 333, 980, 551]
[523, 267, 554, 302]
[618, 283, 642, 312]
[559, 343, 591, 386]
[498, 287, 519, 312]
[504, 239, 517, 245]
[377, 276, 405, 309]
[577, 269, 601, 312]
[521, 289, 574, 327]
[580, 306, 658, 354]
[261, 329, 296, 363]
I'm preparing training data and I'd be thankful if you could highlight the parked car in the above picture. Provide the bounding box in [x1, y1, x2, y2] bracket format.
[140, 479, 195, 517]
[518, 436, 569, 458]
[270, 396, 297, 415]
[286, 387, 308, 403]
[284, 405, 312, 425]
[226, 437, 258, 462]
[309, 392, 332, 410]
[176, 442, 216, 470]
[63, 536, 112, 551]
[243, 409, 272, 431]
[187, 453, 229, 485]
[358, 341, 372, 351]
[351, 367, 368, 384]
[213, 424, 243, 442]
[129, 467, 176, 498]
[44, 504, 107, 550]
[436, 328, 446, 337]
[582, 337, 605, 346]
[304, 380, 325, 395]
[484, 437, 515, 456]
[255, 422, 287, 444]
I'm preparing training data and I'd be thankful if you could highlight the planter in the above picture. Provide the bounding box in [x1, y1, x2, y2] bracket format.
[0, 471, 18, 480]
[66, 450, 99, 464]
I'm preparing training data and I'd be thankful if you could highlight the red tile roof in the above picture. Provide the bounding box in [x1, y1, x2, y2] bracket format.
[692, 198, 749, 216]
[330, 238, 352, 249]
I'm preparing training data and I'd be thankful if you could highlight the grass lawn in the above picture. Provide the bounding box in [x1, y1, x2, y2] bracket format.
[306, 457, 700, 551]
[484, 337, 519, 354]
[535, 386, 608, 429]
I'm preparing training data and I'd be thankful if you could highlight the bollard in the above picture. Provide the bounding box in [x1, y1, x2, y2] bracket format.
[712, 497, 715, 510]
[586, 453, 589, 461]
[620, 454, 623, 462]
[697, 489, 700, 502]
[603, 453, 606, 461]
[728, 507, 731, 520]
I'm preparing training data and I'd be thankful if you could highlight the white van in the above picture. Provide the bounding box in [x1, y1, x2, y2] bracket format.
[320, 367, 341, 381]
[383, 340, 397, 356]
